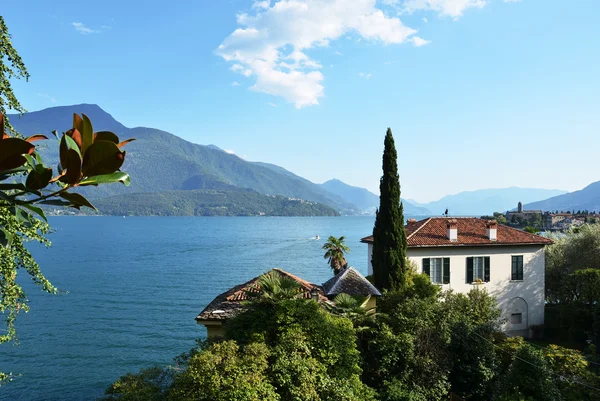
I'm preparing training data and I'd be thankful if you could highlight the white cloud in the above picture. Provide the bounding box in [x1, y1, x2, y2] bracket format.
[231, 81, 241, 86]
[504, 0, 521, 2]
[267, 102, 278, 107]
[387, 0, 487, 18]
[72, 22, 100, 35]
[359, 72, 372, 79]
[217, 0, 422, 108]
[253, 0, 271, 8]
[335, 50, 343, 56]
[422, 17, 428, 23]
[37, 93, 57, 103]
[411, 36, 431, 47]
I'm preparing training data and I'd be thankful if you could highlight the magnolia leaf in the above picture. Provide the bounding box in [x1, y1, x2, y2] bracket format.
[59, 192, 96, 210]
[81, 114, 94, 154]
[0, 228, 13, 248]
[82, 141, 125, 177]
[79, 172, 131, 187]
[94, 131, 119, 143]
[118, 138, 136, 148]
[25, 134, 49, 143]
[40, 199, 72, 207]
[0, 183, 27, 190]
[0, 138, 35, 170]
[51, 130, 59, 139]
[66, 128, 83, 150]
[65, 149, 82, 186]
[25, 167, 53, 190]
[0, 111, 4, 138]
[20, 204, 47, 222]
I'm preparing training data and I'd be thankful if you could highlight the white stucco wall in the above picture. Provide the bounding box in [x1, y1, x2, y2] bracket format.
[366, 243, 545, 337]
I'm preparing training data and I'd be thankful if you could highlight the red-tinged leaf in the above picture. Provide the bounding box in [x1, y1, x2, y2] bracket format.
[73, 113, 83, 132]
[118, 138, 136, 148]
[81, 114, 94, 154]
[0, 138, 35, 170]
[82, 141, 125, 177]
[66, 128, 83, 150]
[59, 192, 96, 210]
[25, 134, 49, 143]
[25, 167, 53, 190]
[94, 131, 119, 143]
[65, 149, 82, 186]
[60, 133, 82, 169]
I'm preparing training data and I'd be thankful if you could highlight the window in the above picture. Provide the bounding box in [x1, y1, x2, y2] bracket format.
[422, 258, 450, 284]
[511, 313, 522, 324]
[511, 256, 524, 281]
[467, 256, 490, 283]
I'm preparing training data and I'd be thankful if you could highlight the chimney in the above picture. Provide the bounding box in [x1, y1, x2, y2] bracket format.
[447, 219, 458, 242]
[408, 218, 417, 223]
[486, 221, 498, 241]
[310, 287, 320, 302]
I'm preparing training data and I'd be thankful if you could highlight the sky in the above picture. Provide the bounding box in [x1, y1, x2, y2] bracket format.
[3, 0, 600, 202]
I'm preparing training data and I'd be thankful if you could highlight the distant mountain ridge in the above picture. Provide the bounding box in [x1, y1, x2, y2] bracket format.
[524, 181, 600, 212]
[9, 104, 359, 214]
[319, 179, 432, 215]
[417, 187, 568, 216]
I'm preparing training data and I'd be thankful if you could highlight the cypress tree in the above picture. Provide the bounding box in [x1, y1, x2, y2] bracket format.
[371, 128, 408, 291]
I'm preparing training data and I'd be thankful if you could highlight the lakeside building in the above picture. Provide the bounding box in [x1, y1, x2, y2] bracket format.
[361, 217, 552, 338]
[196, 267, 380, 338]
[505, 202, 542, 225]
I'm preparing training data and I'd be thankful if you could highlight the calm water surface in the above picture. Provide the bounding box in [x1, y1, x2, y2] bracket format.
[0, 216, 377, 400]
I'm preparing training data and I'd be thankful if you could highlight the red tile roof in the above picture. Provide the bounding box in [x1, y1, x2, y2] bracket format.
[360, 217, 553, 248]
[196, 269, 330, 322]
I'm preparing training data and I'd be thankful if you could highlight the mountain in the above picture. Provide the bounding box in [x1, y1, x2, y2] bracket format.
[421, 187, 568, 216]
[86, 188, 340, 217]
[9, 104, 359, 213]
[524, 181, 600, 212]
[319, 179, 432, 215]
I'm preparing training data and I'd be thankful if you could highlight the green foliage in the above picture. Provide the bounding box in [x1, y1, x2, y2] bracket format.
[102, 367, 173, 401]
[0, 17, 28, 136]
[245, 270, 302, 303]
[372, 128, 408, 291]
[169, 341, 278, 401]
[84, 189, 339, 217]
[322, 235, 351, 275]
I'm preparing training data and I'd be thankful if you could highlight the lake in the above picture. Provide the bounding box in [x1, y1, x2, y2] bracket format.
[0, 216, 379, 400]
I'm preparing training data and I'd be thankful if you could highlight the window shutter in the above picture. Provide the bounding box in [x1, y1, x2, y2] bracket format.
[519, 257, 524, 280]
[466, 257, 473, 283]
[443, 258, 450, 284]
[423, 258, 430, 276]
[484, 256, 491, 282]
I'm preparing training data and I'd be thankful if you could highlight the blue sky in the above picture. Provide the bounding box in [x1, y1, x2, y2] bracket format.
[3, 0, 599, 202]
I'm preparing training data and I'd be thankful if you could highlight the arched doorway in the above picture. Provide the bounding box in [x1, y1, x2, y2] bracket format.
[505, 297, 528, 336]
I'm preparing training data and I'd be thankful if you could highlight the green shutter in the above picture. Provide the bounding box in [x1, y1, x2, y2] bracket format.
[484, 256, 491, 282]
[466, 257, 473, 283]
[443, 258, 450, 284]
[423, 258, 430, 276]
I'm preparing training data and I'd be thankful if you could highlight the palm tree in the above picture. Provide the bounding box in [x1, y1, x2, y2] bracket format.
[322, 235, 350, 275]
[245, 270, 302, 303]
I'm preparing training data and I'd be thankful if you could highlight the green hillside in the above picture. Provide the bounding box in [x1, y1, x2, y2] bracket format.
[85, 189, 340, 217]
[9, 104, 359, 213]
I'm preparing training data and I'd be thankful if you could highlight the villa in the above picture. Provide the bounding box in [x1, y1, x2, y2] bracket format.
[361, 217, 553, 338]
[196, 267, 380, 338]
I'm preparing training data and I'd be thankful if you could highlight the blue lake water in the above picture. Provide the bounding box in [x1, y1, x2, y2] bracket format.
[0, 216, 379, 400]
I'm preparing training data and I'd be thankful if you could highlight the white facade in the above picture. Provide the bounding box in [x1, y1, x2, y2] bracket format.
[366, 243, 545, 337]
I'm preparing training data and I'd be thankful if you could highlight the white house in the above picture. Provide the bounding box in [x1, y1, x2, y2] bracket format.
[361, 217, 553, 338]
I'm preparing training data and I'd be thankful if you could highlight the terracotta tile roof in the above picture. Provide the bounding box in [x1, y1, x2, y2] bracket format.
[195, 268, 330, 322]
[322, 267, 381, 297]
[360, 217, 553, 248]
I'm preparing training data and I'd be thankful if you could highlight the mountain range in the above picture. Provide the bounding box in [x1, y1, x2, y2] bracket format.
[8, 104, 589, 217]
[524, 181, 600, 212]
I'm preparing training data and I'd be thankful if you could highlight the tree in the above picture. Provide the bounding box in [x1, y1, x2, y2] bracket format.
[0, 17, 28, 136]
[371, 128, 407, 291]
[322, 235, 350, 275]
[0, 111, 133, 384]
[246, 270, 302, 303]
